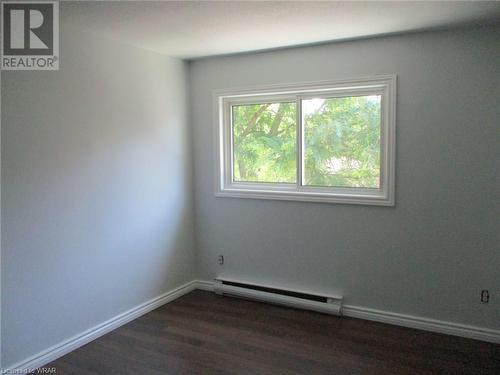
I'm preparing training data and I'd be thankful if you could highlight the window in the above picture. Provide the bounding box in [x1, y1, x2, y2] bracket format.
[214, 75, 396, 206]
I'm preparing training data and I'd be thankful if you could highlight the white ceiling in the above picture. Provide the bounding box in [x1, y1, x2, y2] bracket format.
[62, 1, 500, 59]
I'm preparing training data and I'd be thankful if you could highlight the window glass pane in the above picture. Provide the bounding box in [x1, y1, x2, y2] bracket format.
[303, 95, 381, 188]
[232, 102, 296, 183]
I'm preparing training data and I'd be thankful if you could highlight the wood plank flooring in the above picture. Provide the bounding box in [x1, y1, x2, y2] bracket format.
[42, 290, 499, 374]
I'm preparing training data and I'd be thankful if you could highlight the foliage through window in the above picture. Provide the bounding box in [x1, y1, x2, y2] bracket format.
[303, 96, 381, 188]
[233, 102, 296, 183]
[216, 76, 396, 205]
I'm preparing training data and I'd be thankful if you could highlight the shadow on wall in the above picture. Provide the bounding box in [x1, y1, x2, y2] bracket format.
[1, 27, 195, 367]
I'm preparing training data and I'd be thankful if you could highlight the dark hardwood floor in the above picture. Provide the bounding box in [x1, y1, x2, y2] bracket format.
[42, 290, 499, 374]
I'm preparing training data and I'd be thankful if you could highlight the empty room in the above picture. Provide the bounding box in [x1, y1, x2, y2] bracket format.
[1, 1, 499, 374]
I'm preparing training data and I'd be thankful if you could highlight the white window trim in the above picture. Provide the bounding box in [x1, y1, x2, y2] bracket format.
[213, 75, 396, 206]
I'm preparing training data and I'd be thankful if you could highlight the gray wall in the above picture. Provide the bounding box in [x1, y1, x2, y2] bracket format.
[190, 26, 500, 330]
[1, 26, 195, 366]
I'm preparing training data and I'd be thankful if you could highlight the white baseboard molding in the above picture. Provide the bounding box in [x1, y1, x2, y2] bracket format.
[194, 279, 499, 344]
[7, 279, 499, 372]
[7, 280, 198, 372]
[193, 279, 214, 292]
[342, 305, 500, 344]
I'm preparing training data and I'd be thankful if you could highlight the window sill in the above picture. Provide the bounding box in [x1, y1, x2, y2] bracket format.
[216, 186, 394, 206]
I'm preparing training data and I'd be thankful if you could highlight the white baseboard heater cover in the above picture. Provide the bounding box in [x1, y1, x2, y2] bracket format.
[213, 278, 343, 315]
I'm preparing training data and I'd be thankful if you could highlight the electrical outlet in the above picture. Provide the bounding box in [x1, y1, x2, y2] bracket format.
[480, 290, 489, 303]
[218, 255, 224, 265]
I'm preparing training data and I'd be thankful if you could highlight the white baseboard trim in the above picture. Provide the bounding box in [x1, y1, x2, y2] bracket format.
[342, 305, 500, 344]
[7, 280, 198, 372]
[193, 279, 214, 292]
[7, 279, 499, 372]
[195, 279, 499, 344]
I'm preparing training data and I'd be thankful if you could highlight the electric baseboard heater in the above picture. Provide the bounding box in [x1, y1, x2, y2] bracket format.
[213, 278, 343, 315]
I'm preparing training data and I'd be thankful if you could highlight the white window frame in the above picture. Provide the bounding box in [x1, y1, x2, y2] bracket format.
[213, 75, 396, 206]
